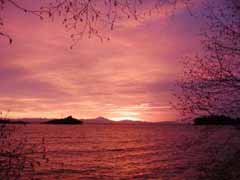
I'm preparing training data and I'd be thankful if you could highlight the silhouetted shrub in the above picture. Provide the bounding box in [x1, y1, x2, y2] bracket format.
[0, 123, 46, 179]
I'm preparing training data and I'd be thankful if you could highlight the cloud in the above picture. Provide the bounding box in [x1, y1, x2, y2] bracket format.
[0, 2, 201, 121]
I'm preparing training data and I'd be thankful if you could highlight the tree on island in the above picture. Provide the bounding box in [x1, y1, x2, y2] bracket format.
[175, 0, 240, 122]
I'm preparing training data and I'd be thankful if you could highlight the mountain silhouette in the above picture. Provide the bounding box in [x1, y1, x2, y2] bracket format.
[81, 116, 113, 124]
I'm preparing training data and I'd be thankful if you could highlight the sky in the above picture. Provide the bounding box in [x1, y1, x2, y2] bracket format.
[0, 0, 203, 121]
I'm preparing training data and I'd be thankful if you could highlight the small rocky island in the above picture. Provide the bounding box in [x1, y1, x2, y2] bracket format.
[194, 115, 240, 125]
[44, 116, 83, 125]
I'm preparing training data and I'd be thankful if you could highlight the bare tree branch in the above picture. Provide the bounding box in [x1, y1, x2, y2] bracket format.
[0, 0, 190, 45]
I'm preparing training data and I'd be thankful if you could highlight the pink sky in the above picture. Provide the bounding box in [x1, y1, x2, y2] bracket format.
[0, 1, 202, 121]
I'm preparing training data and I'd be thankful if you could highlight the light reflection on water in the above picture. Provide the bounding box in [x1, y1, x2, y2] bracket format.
[14, 124, 240, 179]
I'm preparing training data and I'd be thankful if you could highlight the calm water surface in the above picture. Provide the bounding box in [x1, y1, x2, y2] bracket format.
[14, 124, 240, 179]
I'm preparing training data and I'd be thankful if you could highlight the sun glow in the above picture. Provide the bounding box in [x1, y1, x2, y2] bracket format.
[111, 117, 141, 121]
[111, 111, 141, 121]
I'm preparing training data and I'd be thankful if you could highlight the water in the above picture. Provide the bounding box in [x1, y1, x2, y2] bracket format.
[12, 124, 240, 179]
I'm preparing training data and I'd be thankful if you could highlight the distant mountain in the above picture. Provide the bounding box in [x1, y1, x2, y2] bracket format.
[152, 121, 181, 125]
[117, 120, 180, 125]
[82, 116, 113, 124]
[0, 119, 28, 124]
[81, 117, 178, 125]
[10, 118, 50, 124]
[116, 119, 145, 124]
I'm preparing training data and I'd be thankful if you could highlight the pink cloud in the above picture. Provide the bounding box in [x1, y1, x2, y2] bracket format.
[0, 2, 201, 121]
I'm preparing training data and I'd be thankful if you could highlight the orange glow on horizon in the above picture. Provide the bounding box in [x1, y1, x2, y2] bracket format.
[111, 117, 141, 121]
[110, 110, 142, 121]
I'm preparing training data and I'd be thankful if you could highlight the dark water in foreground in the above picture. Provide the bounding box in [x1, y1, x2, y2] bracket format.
[13, 124, 240, 179]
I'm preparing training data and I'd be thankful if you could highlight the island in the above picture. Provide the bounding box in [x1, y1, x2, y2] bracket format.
[43, 116, 83, 125]
[194, 115, 240, 125]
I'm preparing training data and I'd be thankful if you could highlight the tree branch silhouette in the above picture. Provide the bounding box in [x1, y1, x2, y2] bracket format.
[175, 0, 240, 120]
[0, 0, 190, 45]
